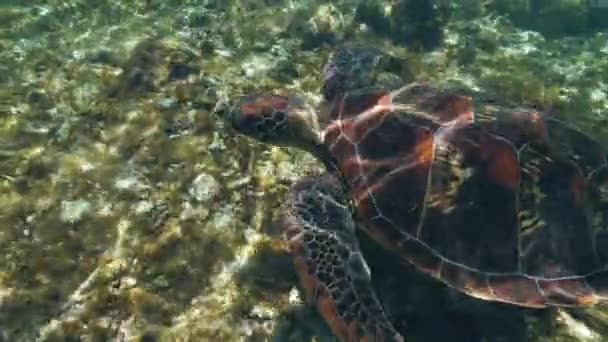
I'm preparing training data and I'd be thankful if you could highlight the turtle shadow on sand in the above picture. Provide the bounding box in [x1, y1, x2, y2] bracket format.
[230, 196, 541, 341]
[237, 221, 553, 342]
[358, 233, 540, 342]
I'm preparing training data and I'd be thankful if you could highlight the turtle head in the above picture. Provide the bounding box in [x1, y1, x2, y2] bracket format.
[322, 45, 407, 102]
[230, 94, 322, 150]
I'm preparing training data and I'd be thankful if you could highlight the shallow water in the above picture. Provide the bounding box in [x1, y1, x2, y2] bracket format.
[1, 1, 608, 341]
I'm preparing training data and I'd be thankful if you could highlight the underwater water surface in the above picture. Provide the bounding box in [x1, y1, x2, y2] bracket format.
[1, 1, 608, 341]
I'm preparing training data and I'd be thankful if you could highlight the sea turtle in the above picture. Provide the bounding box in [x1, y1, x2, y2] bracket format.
[230, 46, 608, 342]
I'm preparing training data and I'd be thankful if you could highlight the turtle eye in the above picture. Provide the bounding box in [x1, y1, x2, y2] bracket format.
[272, 110, 286, 123]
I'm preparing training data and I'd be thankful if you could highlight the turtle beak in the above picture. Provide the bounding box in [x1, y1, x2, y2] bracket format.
[231, 111, 263, 138]
[229, 102, 249, 134]
[230, 95, 267, 136]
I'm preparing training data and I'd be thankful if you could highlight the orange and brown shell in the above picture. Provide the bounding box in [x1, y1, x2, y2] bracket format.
[323, 82, 608, 308]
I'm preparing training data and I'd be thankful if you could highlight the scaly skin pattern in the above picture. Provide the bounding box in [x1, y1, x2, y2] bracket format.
[283, 174, 404, 342]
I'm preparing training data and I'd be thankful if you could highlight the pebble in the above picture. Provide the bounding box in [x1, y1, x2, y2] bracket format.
[188, 172, 220, 202]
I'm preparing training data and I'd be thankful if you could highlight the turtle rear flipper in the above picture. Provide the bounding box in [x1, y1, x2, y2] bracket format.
[283, 174, 403, 342]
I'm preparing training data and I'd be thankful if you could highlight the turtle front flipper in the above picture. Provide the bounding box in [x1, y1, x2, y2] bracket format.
[283, 174, 403, 342]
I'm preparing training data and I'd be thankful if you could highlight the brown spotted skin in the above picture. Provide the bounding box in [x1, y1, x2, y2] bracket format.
[323, 82, 608, 308]
[283, 175, 404, 342]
